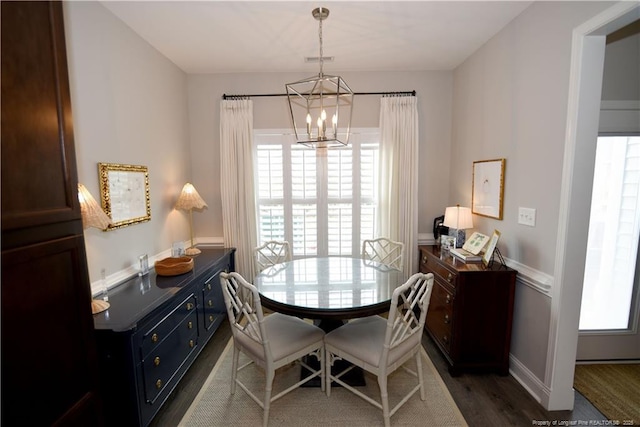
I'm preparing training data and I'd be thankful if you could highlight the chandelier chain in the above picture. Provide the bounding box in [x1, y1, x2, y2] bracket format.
[318, 8, 324, 77]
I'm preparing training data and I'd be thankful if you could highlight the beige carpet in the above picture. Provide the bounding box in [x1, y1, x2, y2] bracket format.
[179, 340, 467, 426]
[574, 364, 640, 423]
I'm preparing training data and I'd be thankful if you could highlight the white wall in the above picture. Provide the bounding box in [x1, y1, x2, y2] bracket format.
[450, 0, 612, 400]
[62, 0, 623, 409]
[602, 32, 640, 102]
[63, 1, 454, 290]
[187, 71, 454, 243]
[64, 2, 192, 289]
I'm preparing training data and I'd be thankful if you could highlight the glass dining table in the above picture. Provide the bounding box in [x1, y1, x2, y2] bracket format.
[255, 256, 407, 386]
[254, 256, 407, 330]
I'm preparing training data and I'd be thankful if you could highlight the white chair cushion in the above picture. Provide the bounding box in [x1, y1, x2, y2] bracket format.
[236, 313, 324, 363]
[325, 316, 418, 368]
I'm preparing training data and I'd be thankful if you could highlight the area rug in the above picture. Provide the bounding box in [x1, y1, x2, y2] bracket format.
[179, 340, 467, 426]
[574, 363, 640, 423]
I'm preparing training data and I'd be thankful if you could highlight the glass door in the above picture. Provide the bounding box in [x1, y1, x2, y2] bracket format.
[578, 135, 640, 360]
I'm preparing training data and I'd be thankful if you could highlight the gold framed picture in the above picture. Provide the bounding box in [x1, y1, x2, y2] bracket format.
[98, 163, 151, 230]
[472, 159, 505, 220]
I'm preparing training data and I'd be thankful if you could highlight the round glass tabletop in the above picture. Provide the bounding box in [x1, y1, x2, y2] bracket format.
[254, 256, 406, 319]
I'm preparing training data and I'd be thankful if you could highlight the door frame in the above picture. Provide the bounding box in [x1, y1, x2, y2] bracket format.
[545, 2, 640, 411]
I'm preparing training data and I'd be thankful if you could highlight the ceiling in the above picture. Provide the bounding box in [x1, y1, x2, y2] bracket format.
[100, 1, 533, 74]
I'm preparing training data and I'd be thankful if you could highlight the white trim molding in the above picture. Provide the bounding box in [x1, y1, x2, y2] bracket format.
[503, 257, 553, 297]
[509, 354, 551, 407]
[600, 100, 640, 134]
[198, 236, 226, 247]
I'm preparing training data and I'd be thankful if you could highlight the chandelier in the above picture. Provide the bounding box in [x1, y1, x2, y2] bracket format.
[286, 7, 354, 149]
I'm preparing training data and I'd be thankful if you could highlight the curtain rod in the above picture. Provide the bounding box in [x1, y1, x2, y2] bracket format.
[222, 90, 416, 100]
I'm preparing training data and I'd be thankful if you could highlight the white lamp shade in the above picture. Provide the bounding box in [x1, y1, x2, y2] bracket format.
[443, 205, 473, 230]
[175, 183, 208, 211]
[78, 183, 112, 230]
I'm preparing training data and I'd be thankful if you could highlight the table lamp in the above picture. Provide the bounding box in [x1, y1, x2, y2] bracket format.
[443, 204, 473, 248]
[77, 183, 113, 314]
[175, 183, 208, 256]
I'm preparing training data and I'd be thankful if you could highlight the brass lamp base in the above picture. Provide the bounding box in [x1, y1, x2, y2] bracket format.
[185, 246, 201, 256]
[91, 299, 110, 315]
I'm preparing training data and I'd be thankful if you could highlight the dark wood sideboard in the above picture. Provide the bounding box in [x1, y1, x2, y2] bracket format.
[419, 245, 517, 376]
[93, 248, 235, 426]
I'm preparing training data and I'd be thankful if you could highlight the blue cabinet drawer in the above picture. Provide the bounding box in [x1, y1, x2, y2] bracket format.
[201, 270, 225, 331]
[140, 294, 197, 358]
[141, 310, 199, 403]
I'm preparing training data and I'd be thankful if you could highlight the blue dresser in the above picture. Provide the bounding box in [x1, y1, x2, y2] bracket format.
[93, 248, 235, 426]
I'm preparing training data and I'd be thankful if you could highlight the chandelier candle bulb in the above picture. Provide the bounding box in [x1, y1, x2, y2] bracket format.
[306, 113, 312, 137]
[332, 113, 338, 137]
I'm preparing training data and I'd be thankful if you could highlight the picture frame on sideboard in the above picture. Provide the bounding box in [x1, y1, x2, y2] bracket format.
[482, 229, 501, 267]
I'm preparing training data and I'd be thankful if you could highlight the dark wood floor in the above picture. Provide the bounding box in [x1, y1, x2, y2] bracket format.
[150, 320, 604, 426]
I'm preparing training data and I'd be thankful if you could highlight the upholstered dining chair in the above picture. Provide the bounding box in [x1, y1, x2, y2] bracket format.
[254, 240, 292, 273]
[362, 237, 405, 271]
[324, 272, 434, 427]
[220, 272, 325, 427]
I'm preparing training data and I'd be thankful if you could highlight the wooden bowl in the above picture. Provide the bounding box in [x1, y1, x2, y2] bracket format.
[155, 256, 194, 276]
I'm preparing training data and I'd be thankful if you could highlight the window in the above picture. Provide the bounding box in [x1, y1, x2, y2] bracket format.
[255, 129, 379, 258]
[580, 136, 640, 330]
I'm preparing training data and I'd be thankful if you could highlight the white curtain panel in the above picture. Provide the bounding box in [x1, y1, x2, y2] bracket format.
[220, 99, 258, 278]
[378, 96, 419, 276]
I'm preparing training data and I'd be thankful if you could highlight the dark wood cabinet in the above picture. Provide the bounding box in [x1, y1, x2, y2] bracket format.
[1, 2, 103, 425]
[419, 245, 517, 376]
[93, 248, 235, 427]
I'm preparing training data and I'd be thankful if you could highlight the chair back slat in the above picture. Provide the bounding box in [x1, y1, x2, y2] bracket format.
[362, 237, 405, 271]
[385, 273, 434, 351]
[254, 240, 292, 272]
[221, 272, 266, 346]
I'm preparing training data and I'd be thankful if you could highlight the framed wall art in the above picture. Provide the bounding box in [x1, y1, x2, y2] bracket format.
[472, 158, 505, 220]
[98, 163, 151, 230]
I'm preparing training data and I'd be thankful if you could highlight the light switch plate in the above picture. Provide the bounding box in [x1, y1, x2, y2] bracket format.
[518, 207, 536, 227]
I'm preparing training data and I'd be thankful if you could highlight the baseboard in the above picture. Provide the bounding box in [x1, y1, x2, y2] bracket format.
[509, 353, 551, 407]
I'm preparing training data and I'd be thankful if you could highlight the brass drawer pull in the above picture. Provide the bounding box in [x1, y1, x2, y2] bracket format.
[156, 379, 162, 389]
[207, 283, 212, 291]
[447, 273, 453, 283]
[189, 340, 195, 348]
[186, 302, 194, 310]
[422, 255, 427, 263]
[446, 294, 451, 304]
[208, 299, 213, 307]
[443, 335, 449, 344]
[209, 315, 214, 322]
[187, 321, 193, 329]
[444, 314, 450, 324]
[154, 357, 160, 366]
[152, 333, 159, 343]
